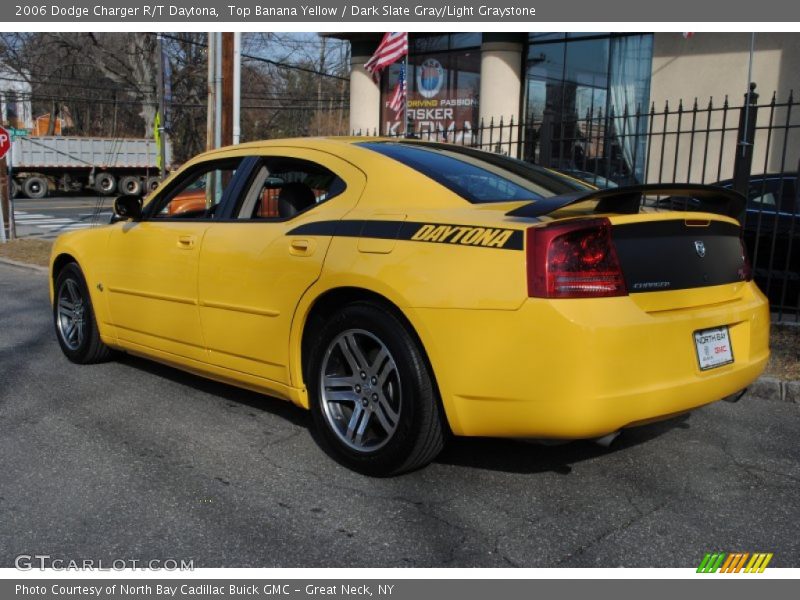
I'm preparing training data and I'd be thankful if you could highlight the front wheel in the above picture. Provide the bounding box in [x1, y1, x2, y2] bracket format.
[308, 302, 445, 476]
[53, 263, 113, 364]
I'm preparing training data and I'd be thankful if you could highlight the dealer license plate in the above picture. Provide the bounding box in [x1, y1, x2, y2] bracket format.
[694, 326, 734, 371]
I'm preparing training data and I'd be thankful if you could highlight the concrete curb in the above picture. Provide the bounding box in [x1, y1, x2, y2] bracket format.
[0, 257, 48, 274]
[747, 376, 800, 404]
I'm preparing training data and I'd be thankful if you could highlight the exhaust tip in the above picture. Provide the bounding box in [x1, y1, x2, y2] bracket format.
[724, 388, 748, 403]
[594, 431, 621, 448]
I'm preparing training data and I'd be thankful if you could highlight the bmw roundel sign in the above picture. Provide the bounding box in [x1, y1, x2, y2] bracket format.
[417, 58, 445, 99]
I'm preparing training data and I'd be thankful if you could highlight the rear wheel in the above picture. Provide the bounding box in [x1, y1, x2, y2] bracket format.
[119, 175, 142, 196]
[308, 302, 444, 476]
[53, 263, 112, 364]
[23, 176, 48, 199]
[10, 179, 20, 198]
[94, 172, 117, 195]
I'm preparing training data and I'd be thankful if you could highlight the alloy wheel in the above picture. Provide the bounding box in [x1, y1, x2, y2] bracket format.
[319, 329, 402, 452]
[56, 278, 86, 351]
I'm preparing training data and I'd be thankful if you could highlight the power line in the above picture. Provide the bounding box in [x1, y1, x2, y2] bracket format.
[8, 90, 349, 111]
[158, 33, 349, 81]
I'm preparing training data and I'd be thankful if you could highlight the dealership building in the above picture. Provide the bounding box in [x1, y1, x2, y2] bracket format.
[328, 32, 800, 183]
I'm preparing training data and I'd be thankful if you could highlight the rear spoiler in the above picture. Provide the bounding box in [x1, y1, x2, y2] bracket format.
[506, 184, 747, 223]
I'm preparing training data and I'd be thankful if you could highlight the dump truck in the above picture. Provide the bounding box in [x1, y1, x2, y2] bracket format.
[9, 136, 170, 199]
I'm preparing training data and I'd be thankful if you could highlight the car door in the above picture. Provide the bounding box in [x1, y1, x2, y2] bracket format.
[197, 148, 366, 384]
[103, 157, 248, 361]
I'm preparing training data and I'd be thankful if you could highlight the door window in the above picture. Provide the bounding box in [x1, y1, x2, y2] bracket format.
[748, 177, 798, 213]
[149, 158, 243, 219]
[235, 157, 346, 220]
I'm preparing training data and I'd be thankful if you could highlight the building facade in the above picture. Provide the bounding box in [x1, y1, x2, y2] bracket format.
[0, 64, 33, 131]
[331, 32, 800, 185]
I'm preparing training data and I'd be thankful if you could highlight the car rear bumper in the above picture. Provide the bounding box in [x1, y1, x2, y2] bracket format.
[412, 282, 770, 438]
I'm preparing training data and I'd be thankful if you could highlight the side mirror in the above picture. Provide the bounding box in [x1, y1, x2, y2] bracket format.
[113, 194, 143, 221]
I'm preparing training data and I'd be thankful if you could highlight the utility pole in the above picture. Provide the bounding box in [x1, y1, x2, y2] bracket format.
[0, 126, 13, 242]
[206, 32, 217, 151]
[0, 157, 10, 242]
[221, 32, 234, 148]
[214, 32, 223, 150]
[233, 33, 241, 145]
[208, 32, 240, 151]
[156, 33, 167, 180]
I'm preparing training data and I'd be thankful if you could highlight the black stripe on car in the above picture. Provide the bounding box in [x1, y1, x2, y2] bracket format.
[287, 220, 525, 251]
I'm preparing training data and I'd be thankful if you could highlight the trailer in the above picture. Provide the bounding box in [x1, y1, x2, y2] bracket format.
[9, 136, 170, 199]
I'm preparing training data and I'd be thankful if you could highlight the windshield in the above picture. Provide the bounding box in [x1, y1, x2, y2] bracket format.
[358, 141, 592, 203]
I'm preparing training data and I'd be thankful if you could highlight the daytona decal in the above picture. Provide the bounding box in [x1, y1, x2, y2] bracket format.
[410, 223, 516, 248]
[287, 220, 524, 250]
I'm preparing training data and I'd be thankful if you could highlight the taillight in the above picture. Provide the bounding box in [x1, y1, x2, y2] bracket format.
[526, 218, 627, 298]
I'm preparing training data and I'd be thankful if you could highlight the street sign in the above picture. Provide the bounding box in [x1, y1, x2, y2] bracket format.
[0, 126, 10, 160]
[7, 127, 29, 141]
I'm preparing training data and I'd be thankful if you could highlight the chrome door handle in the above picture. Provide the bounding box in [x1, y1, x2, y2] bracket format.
[289, 238, 314, 256]
[291, 239, 309, 251]
[177, 235, 196, 249]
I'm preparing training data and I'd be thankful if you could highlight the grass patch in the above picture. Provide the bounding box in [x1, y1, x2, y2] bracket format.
[766, 324, 800, 381]
[0, 238, 53, 267]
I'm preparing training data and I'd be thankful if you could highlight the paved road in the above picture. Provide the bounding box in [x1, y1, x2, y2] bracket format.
[0, 262, 798, 568]
[10, 195, 113, 239]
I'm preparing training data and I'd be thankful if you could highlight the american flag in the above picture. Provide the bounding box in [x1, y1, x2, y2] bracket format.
[388, 64, 407, 118]
[364, 32, 408, 81]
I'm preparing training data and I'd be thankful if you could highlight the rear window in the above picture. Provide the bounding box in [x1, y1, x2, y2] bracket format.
[358, 141, 591, 203]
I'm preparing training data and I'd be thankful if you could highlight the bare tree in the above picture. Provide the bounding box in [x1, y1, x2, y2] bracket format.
[49, 33, 159, 135]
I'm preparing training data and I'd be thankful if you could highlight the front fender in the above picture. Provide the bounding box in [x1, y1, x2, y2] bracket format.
[50, 227, 117, 345]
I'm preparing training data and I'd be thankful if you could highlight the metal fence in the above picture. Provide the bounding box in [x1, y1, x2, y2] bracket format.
[364, 84, 800, 321]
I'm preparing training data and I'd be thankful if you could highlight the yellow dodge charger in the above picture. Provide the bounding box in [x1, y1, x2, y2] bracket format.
[49, 138, 769, 475]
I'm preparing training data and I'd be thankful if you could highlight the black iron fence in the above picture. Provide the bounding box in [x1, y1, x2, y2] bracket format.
[361, 84, 800, 321]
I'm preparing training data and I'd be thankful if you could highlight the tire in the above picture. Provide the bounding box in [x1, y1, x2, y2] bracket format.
[94, 172, 117, 196]
[307, 302, 445, 476]
[53, 263, 113, 364]
[146, 176, 161, 194]
[10, 179, 20, 198]
[23, 176, 48, 199]
[118, 175, 142, 196]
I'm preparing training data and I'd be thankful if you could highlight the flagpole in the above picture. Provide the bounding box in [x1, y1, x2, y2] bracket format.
[403, 52, 409, 137]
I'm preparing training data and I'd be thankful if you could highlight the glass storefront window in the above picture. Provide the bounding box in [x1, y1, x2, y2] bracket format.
[527, 42, 566, 81]
[566, 32, 611, 39]
[523, 33, 653, 185]
[381, 35, 481, 141]
[529, 33, 565, 42]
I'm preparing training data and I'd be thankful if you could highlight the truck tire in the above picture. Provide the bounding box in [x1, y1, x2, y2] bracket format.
[146, 177, 161, 194]
[23, 176, 48, 199]
[119, 175, 143, 196]
[10, 179, 20, 198]
[94, 172, 117, 196]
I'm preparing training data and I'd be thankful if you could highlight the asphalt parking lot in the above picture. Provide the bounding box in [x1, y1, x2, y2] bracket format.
[0, 262, 798, 568]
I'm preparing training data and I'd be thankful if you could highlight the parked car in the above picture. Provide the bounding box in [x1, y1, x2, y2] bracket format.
[717, 174, 798, 311]
[557, 168, 619, 189]
[49, 139, 769, 475]
[654, 173, 798, 310]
